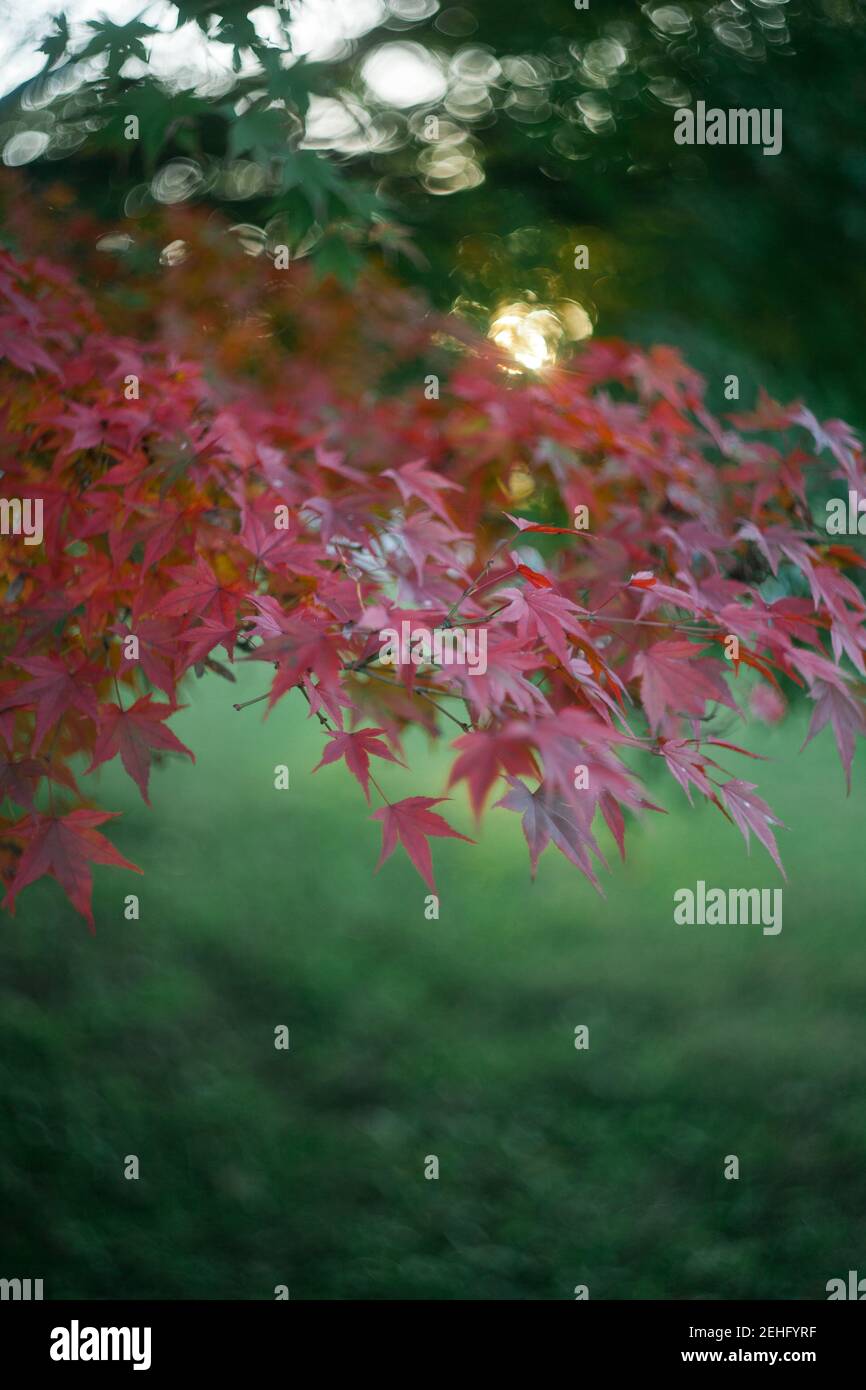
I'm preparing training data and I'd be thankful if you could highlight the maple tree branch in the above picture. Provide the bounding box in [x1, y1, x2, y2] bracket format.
[366, 769, 392, 806]
[296, 680, 332, 731]
[443, 536, 512, 627]
[582, 614, 715, 635]
[4, 200, 853, 919]
[346, 649, 382, 673]
[361, 668, 472, 732]
[294, 682, 392, 804]
[450, 603, 510, 627]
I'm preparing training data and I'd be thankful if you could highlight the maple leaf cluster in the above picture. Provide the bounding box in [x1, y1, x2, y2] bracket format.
[1, 198, 865, 928]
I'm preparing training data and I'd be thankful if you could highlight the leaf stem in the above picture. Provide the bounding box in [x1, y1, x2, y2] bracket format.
[362, 668, 472, 731]
[233, 690, 270, 711]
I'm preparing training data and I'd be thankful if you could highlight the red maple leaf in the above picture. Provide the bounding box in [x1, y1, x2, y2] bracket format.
[3, 809, 142, 931]
[495, 585, 588, 666]
[4, 225, 866, 911]
[313, 727, 404, 803]
[719, 779, 786, 876]
[88, 697, 195, 804]
[251, 615, 345, 717]
[802, 678, 866, 793]
[658, 739, 725, 809]
[238, 505, 325, 576]
[150, 555, 249, 626]
[0, 655, 101, 752]
[0, 312, 60, 374]
[627, 343, 704, 410]
[0, 755, 48, 810]
[504, 511, 586, 536]
[494, 777, 606, 890]
[371, 796, 473, 891]
[396, 511, 471, 584]
[453, 636, 552, 720]
[634, 641, 737, 733]
[383, 457, 462, 522]
[0, 753, 77, 809]
[177, 617, 239, 669]
[515, 563, 553, 589]
[448, 727, 540, 817]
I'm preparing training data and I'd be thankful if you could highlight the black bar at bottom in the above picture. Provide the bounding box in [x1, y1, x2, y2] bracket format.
[1, 1299, 863, 1374]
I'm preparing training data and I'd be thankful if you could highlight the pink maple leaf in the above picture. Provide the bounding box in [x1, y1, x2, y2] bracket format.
[383, 457, 462, 522]
[371, 795, 473, 891]
[802, 679, 866, 793]
[634, 640, 738, 733]
[495, 777, 606, 890]
[313, 727, 404, 803]
[448, 726, 540, 818]
[720, 779, 786, 876]
[495, 586, 588, 666]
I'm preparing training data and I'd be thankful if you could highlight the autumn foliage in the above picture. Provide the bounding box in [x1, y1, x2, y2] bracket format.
[2, 193, 866, 928]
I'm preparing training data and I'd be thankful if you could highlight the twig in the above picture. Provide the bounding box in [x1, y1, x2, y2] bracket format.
[233, 690, 270, 712]
[361, 668, 472, 731]
[443, 536, 512, 627]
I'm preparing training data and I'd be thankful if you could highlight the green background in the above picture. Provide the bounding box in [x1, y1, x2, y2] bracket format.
[2, 666, 864, 1299]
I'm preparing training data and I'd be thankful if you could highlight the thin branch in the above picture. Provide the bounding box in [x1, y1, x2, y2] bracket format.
[443, 536, 512, 626]
[582, 613, 716, 634]
[233, 690, 270, 712]
[361, 668, 472, 731]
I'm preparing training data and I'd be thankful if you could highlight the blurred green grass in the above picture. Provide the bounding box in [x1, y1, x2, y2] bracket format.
[1, 666, 865, 1300]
